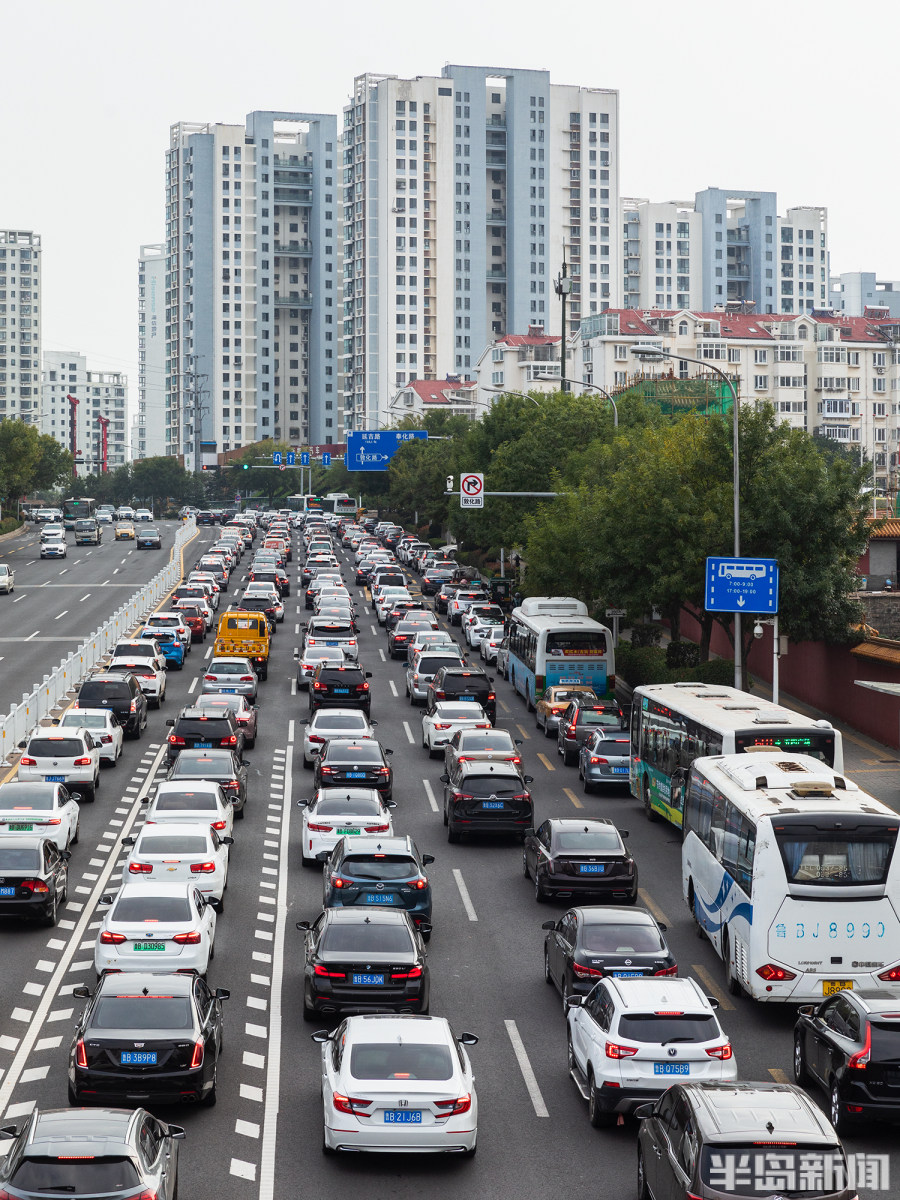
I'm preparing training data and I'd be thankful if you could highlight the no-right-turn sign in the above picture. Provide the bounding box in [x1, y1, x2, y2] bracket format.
[460, 472, 484, 508]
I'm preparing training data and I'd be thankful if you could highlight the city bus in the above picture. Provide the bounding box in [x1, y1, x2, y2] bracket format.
[682, 751, 900, 1001]
[629, 682, 843, 828]
[286, 493, 357, 517]
[62, 497, 96, 530]
[506, 597, 615, 708]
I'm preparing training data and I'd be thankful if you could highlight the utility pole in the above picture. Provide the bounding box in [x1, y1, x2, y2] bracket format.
[183, 359, 209, 475]
[554, 245, 571, 394]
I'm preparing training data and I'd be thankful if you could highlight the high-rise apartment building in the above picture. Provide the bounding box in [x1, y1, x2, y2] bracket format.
[135, 244, 167, 459]
[622, 199, 703, 310]
[341, 66, 619, 430]
[830, 271, 900, 318]
[165, 110, 338, 464]
[0, 230, 42, 426]
[41, 351, 128, 474]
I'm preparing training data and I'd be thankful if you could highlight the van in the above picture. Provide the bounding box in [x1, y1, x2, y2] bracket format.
[636, 1081, 854, 1200]
[73, 518, 101, 545]
[214, 610, 270, 680]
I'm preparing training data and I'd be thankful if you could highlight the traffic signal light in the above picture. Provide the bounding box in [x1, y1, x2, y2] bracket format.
[242, 463, 249, 470]
[201, 464, 219, 472]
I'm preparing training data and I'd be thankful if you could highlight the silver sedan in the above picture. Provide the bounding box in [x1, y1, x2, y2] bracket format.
[201, 657, 259, 700]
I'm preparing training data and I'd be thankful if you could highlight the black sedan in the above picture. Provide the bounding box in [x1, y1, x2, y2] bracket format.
[523, 818, 637, 904]
[193, 693, 259, 748]
[166, 749, 250, 817]
[296, 907, 430, 1021]
[314, 738, 394, 800]
[68, 971, 228, 1106]
[0, 1108, 185, 1200]
[136, 527, 163, 549]
[0, 836, 69, 926]
[794, 991, 900, 1134]
[541, 906, 676, 1010]
[249, 566, 290, 596]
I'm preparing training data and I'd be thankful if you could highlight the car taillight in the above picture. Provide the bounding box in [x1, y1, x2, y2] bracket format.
[433, 722, 451, 731]
[190, 862, 216, 873]
[376, 767, 391, 776]
[589, 756, 607, 765]
[314, 965, 346, 978]
[332, 1093, 372, 1115]
[564, 724, 575, 738]
[331, 876, 352, 888]
[487, 693, 495, 702]
[76, 1039, 87, 1068]
[130, 700, 138, 712]
[572, 962, 604, 979]
[168, 736, 186, 746]
[364, 823, 390, 833]
[605, 1041, 639, 1059]
[705, 1043, 733, 1060]
[204, 675, 216, 682]
[99, 931, 126, 945]
[222, 781, 240, 791]
[190, 1038, 205, 1069]
[222, 735, 238, 746]
[410, 876, 428, 890]
[174, 931, 202, 944]
[128, 863, 152, 874]
[308, 821, 335, 833]
[313, 681, 326, 690]
[877, 966, 900, 981]
[434, 691, 445, 700]
[308, 735, 326, 744]
[435, 1093, 471, 1116]
[755, 963, 797, 982]
[18, 756, 36, 766]
[358, 682, 369, 691]
[211, 820, 227, 831]
[100, 735, 113, 744]
[476, 723, 491, 730]
[848, 1022, 872, 1069]
[654, 965, 678, 977]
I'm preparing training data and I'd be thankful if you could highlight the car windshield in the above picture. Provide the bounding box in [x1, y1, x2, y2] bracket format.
[313, 715, 368, 733]
[774, 825, 896, 885]
[342, 855, 417, 881]
[0, 848, 40, 870]
[321, 925, 412, 954]
[555, 830, 622, 852]
[92, 996, 194, 1030]
[458, 732, 513, 751]
[698, 1145, 847, 1197]
[11, 1158, 141, 1193]
[211, 663, 251, 675]
[171, 756, 234, 778]
[27, 738, 84, 758]
[138, 834, 209, 855]
[112, 896, 192, 921]
[0, 784, 56, 811]
[437, 705, 486, 721]
[79, 683, 130, 703]
[616, 1013, 719, 1042]
[350, 1043, 453, 1081]
[154, 793, 219, 812]
[581, 923, 665, 954]
[326, 744, 383, 763]
[546, 631, 608, 656]
[315, 797, 382, 817]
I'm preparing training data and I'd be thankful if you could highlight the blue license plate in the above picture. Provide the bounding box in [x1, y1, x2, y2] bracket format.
[44, 776, 65, 783]
[613, 971, 643, 978]
[612, 767, 629, 775]
[194, 742, 212, 749]
[352, 973, 385, 986]
[0, 887, 15, 896]
[481, 801, 505, 810]
[220, 688, 237, 694]
[578, 864, 606, 874]
[326, 641, 339, 646]
[333, 688, 349, 694]
[654, 1063, 690, 1075]
[457, 695, 476, 701]
[120, 1051, 158, 1065]
[345, 772, 367, 779]
[384, 1111, 421, 1124]
[363, 894, 396, 905]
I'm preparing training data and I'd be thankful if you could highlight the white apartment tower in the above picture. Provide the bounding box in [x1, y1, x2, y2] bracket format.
[622, 200, 703, 310]
[135, 244, 167, 459]
[41, 351, 128, 475]
[0, 230, 42, 426]
[341, 66, 619, 430]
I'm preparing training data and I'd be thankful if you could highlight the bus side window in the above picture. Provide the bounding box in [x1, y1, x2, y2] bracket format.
[721, 802, 742, 878]
[630, 709, 640, 757]
[709, 786, 726, 860]
[735, 818, 756, 892]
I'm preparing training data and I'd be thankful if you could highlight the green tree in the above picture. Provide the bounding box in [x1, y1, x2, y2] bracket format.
[31, 435, 74, 494]
[0, 421, 42, 505]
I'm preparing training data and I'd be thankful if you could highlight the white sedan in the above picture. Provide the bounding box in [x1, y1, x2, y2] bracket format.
[0, 564, 13, 594]
[314, 1014, 479, 1155]
[0, 780, 80, 851]
[374, 588, 412, 623]
[301, 708, 377, 768]
[106, 658, 167, 708]
[94, 881, 219, 977]
[480, 627, 505, 664]
[296, 643, 344, 688]
[298, 787, 395, 866]
[144, 780, 234, 839]
[421, 702, 491, 758]
[121, 821, 231, 902]
[57, 708, 123, 766]
[468, 620, 504, 652]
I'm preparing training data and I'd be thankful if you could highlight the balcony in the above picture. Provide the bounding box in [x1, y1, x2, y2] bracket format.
[275, 154, 312, 169]
[487, 208, 506, 222]
[274, 241, 313, 257]
[486, 267, 507, 281]
[274, 188, 312, 206]
[485, 151, 506, 167]
[727, 229, 750, 244]
[274, 169, 312, 186]
[274, 292, 312, 309]
[486, 115, 506, 128]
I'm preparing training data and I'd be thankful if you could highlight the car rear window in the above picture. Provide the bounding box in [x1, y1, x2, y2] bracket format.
[12, 1158, 141, 1193]
[154, 792, 219, 811]
[170, 755, 234, 777]
[342, 855, 417, 881]
[616, 1013, 719, 1042]
[319, 668, 364, 683]
[581, 923, 664, 954]
[174, 719, 233, 738]
[590, 738, 630, 755]
[322, 924, 413, 955]
[0, 784, 57, 810]
[79, 682, 131, 703]
[437, 704, 487, 720]
[326, 743, 383, 763]
[310, 623, 354, 638]
[463, 774, 521, 796]
[315, 796, 382, 817]
[313, 715, 369, 733]
[304, 647, 344, 664]
[458, 732, 513, 751]
[350, 1043, 453, 1081]
[211, 662, 251, 675]
[113, 895, 192, 922]
[579, 711, 623, 728]
[92, 996, 193, 1031]
[443, 674, 489, 691]
[417, 656, 463, 673]
[698, 1145, 847, 1197]
[0, 848, 40, 870]
[27, 738, 84, 758]
[137, 834, 209, 855]
[555, 830, 622, 852]
[63, 713, 110, 732]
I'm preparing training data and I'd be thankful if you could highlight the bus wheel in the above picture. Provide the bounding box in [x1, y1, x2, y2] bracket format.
[688, 881, 705, 940]
[526, 690, 535, 713]
[641, 777, 658, 823]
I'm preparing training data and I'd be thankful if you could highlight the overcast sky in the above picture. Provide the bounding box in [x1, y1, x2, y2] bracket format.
[3, 0, 897, 413]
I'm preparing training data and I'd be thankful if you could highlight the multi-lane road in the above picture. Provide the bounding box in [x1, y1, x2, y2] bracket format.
[0, 519, 895, 1199]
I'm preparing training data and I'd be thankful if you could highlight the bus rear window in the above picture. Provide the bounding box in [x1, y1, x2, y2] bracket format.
[546, 631, 607, 656]
[774, 824, 896, 886]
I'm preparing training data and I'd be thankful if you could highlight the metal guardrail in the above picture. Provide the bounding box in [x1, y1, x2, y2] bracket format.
[0, 519, 196, 766]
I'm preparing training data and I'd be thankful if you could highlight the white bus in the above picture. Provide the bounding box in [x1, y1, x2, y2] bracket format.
[286, 493, 357, 517]
[506, 597, 615, 709]
[682, 751, 900, 1002]
[630, 682, 843, 828]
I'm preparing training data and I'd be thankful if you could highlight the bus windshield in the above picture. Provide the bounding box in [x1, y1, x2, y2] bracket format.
[546, 630, 607, 657]
[774, 823, 897, 886]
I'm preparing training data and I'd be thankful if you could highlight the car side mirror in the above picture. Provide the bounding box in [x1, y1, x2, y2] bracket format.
[514, 739, 523, 746]
[72, 985, 91, 1000]
[458, 1033, 479, 1046]
[797, 1004, 815, 1017]
[297, 718, 308, 725]
[315, 850, 331, 862]
[168, 1126, 187, 1141]
[384, 748, 394, 756]
[565, 995, 584, 1009]
[657, 922, 667, 932]
[165, 719, 175, 727]
[439, 774, 450, 784]
[242, 760, 251, 768]
[121, 836, 135, 847]
[208, 897, 223, 913]
[311, 1030, 332, 1044]
[296, 799, 309, 808]
[523, 776, 534, 785]
[0, 1125, 19, 1139]
[51, 718, 60, 726]
[61, 850, 72, 861]
[620, 830, 629, 839]
[365, 672, 373, 679]
[16, 740, 25, 750]
[422, 854, 435, 866]
[214, 988, 230, 1001]
[370, 720, 378, 727]
[541, 920, 556, 931]
[99, 893, 114, 906]
[706, 996, 720, 1010]
[221, 836, 235, 846]
[523, 827, 535, 838]
[296, 920, 311, 931]
[634, 1103, 655, 1121]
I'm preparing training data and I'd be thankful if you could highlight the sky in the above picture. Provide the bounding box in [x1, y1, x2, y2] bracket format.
[3, 0, 899, 421]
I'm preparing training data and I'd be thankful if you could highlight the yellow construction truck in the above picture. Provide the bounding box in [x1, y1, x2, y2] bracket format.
[214, 610, 271, 680]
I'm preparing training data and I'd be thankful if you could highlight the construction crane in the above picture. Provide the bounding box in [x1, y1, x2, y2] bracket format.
[66, 394, 79, 477]
[96, 415, 110, 475]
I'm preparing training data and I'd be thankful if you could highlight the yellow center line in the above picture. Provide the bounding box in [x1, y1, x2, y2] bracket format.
[768, 1068, 789, 1084]
[563, 786, 583, 810]
[498, 699, 510, 713]
[690, 963, 735, 1011]
[637, 888, 672, 928]
[536, 752, 555, 772]
[515, 724, 531, 741]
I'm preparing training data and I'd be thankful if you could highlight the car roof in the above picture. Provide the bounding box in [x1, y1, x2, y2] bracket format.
[682, 1082, 837, 1143]
[116, 880, 197, 899]
[0, 834, 48, 849]
[324, 907, 412, 926]
[97, 971, 194, 996]
[846, 991, 900, 1016]
[138, 820, 215, 838]
[457, 760, 521, 775]
[604, 976, 709, 1011]
[574, 905, 658, 926]
[345, 1014, 452, 1045]
[316, 787, 382, 802]
[29, 1107, 137, 1151]
[548, 817, 617, 831]
[154, 780, 223, 797]
[338, 835, 414, 854]
[458, 728, 513, 741]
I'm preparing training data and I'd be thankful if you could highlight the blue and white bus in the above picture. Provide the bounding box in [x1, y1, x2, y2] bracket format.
[682, 751, 900, 1002]
[506, 597, 615, 709]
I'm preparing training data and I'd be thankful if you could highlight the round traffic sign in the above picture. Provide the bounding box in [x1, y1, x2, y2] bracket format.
[461, 473, 484, 497]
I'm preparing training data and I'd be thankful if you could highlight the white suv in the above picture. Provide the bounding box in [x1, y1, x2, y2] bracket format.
[17, 728, 103, 802]
[566, 977, 736, 1127]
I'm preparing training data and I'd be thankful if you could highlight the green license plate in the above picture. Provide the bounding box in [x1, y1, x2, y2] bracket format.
[134, 942, 166, 952]
[8, 823, 33, 832]
[336, 827, 361, 835]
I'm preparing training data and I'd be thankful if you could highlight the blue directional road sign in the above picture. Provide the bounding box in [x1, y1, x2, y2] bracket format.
[286, 451, 296, 466]
[705, 557, 779, 614]
[322, 453, 331, 467]
[273, 451, 283, 466]
[346, 430, 428, 472]
[300, 451, 310, 466]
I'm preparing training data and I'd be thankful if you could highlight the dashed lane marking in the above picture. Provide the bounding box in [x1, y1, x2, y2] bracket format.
[638, 889, 672, 928]
[403, 721, 415, 744]
[768, 1068, 790, 1084]
[516, 724, 530, 740]
[422, 779, 439, 813]
[536, 752, 555, 772]
[452, 869, 478, 921]
[562, 787, 584, 810]
[691, 963, 735, 1012]
[505, 1020, 549, 1118]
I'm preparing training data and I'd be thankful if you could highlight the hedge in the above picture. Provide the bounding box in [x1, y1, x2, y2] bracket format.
[0, 518, 23, 537]
[616, 643, 742, 689]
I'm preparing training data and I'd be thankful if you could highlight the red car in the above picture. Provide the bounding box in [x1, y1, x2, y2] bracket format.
[172, 602, 206, 643]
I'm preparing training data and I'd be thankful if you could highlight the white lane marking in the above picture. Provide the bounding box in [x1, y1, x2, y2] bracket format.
[243, 1051, 265, 1069]
[25, 630, 39, 641]
[26, 560, 36, 566]
[59, 569, 68, 576]
[13, 596, 24, 603]
[452, 868, 478, 921]
[188, 677, 198, 694]
[230, 1160, 257, 1181]
[294, 623, 299, 635]
[240, 1082, 264, 1102]
[79, 594, 90, 603]
[290, 678, 297, 696]
[422, 778, 439, 813]
[205, 646, 212, 659]
[120, 557, 127, 565]
[378, 648, 386, 663]
[54, 611, 68, 621]
[370, 624, 377, 636]
[112, 568, 119, 575]
[389, 680, 398, 697]
[236, 1119, 260, 1138]
[505, 1019, 550, 1118]
[403, 721, 414, 745]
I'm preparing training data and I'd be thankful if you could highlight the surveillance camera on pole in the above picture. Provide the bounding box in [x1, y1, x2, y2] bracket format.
[446, 475, 455, 493]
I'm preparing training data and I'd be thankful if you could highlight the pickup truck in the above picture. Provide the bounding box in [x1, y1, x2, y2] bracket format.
[214, 610, 270, 680]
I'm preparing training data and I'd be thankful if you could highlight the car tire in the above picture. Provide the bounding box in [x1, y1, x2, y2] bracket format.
[588, 1070, 614, 1128]
[562, 745, 577, 767]
[722, 928, 741, 996]
[303, 991, 319, 1022]
[42, 893, 59, 927]
[303, 755, 313, 770]
[830, 1082, 850, 1137]
[561, 977, 570, 1015]
[67, 1081, 79, 1105]
[442, 801, 449, 828]
[641, 775, 658, 823]
[582, 771, 594, 795]
[637, 1148, 651, 1200]
[534, 870, 546, 903]
[203, 1072, 218, 1106]
[71, 821, 79, 846]
[544, 948, 553, 985]
[235, 805, 245, 820]
[522, 851, 530, 879]
[463, 1143, 477, 1159]
[793, 1034, 809, 1085]
[82, 786, 96, 804]
[321, 1135, 335, 1157]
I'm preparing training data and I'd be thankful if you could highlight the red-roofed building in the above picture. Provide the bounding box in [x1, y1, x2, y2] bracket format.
[389, 377, 479, 420]
[472, 324, 567, 405]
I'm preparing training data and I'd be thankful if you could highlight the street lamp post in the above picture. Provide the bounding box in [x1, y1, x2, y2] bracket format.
[630, 344, 743, 689]
[481, 386, 542, 408]
[554, 246, 572, 394]
[533, 375, 618, 428]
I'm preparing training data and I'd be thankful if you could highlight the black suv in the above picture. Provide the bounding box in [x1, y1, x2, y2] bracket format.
[427, 665, 496, 723]
[309, 664, 373, 716]
[440, 759, 534, 843]
[75, 673, 148, 738]
[557, 698, 624, 766]
[235, 593, 278, 632]
[165, 707, 245, 765]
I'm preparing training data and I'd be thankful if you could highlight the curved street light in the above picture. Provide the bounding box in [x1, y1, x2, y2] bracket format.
[531, 375, 618, 428]
[481, 386, 542, 408]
